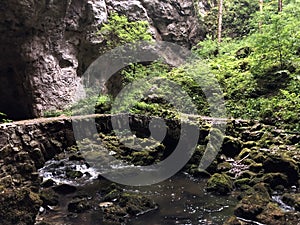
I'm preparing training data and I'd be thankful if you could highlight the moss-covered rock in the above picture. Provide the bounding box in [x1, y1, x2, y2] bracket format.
[119, 193, 158, 216]
[206, 173, 233, 195]
[234, 192, 269, 220]
[238, 170, 257, 179]
[223, 216, 242, 225]
[282, 193, 300, 211]
[248, 162, 263, 173]
[242, 141, 257, 149]
[256, 202, 285, 224]
[39, 188, 59, 207]
[233, 178, 251, 189]
[217, 161, 232, 172]
[252, 152, 267, 163]
[68, 197, 92, 213]
[263, 155, 299, 185]
[236, 148, 251, 160]
[221, 136, 242, 158]
[0, 188, 42, 225]
[66, 169, 84, 179]
[41, 179, 56, 188]
[99, 183, 158, 224]
[262, 173, 288, 189]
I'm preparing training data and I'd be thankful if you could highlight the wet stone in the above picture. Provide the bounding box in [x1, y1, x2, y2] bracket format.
[22, 134, 31, 143]
[40, 189, 59, 207]
[41, 179, 56, 188]
[68, 198, 92, 213]
[53, 184, 77, 195]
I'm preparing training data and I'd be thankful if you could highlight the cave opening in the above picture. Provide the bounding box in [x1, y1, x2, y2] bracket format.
[0, 50, 34, 120]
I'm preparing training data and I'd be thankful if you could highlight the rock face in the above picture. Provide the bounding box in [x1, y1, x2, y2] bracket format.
[0, 0, 207, 119]
[106, 0, 205, 47]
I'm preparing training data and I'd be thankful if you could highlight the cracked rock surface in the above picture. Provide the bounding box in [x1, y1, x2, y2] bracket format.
[0, 0, 207, 119]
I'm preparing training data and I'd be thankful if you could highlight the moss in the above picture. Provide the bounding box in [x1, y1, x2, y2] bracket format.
[206, 173, 233, 195]
[104, 189, 121, 202]
[234, 193, 266, 219]
[263, 155, 299, 185]
[234, 178, 251, 189]
[188, 167, 211, 178]
[262, 173, 289, 189]
[238, 170, 257, 179]
[236, 148, 251, 160]
[29, 191, 42, 206]
[223, 216, 242, 225]
[0, 188, 42, 224]
[39, 189, 59, 206]
[66, 170, 84, 179]
[249, 162, 263, 173]
[256, 202, 285, 224]
[68, 198, 91, 213]
[118, 193, 157, 216]
[282, 193, 300, 211]
[242, 141, 257, 149]
[221, 136, 242, 158]
[217, 162, 232, 172]
[252, 152, 267, 163]
[242, 158, 255, 165]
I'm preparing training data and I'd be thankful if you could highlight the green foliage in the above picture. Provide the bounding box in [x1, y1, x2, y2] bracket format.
[204, 0, 258, 39]
[0, 112, 12, 123]
[98, 13, 152, 51]
[249, 2, 300, 76]
[43, 110, 68, 118]
[192, 38, 219, 59]
[122, 62, 170, 84]
[194, 1, 300, 131]
[112, 62, 180, 118]
[43, 1, 300, 132]
[69, 94, 112, 115]
[112, 60, 221, 118]
[44, 94, 112, 117]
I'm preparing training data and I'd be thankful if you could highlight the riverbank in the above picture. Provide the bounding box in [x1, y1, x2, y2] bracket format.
[0, 114, 299, 224]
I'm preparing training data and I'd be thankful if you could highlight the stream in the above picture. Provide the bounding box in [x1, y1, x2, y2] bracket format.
[128, 173, 238, 225]
[37, 156, 238, 225]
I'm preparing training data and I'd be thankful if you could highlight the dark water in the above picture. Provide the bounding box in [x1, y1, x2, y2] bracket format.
[128, 173, 238, 225]
[37, 163, 238, 225]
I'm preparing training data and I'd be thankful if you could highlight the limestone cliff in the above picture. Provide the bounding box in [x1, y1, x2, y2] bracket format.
[0, 0, 209, 119]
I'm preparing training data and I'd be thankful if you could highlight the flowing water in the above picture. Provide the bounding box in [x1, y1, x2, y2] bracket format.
[37, 156, 238, 225]
[128, 173, 238, 225]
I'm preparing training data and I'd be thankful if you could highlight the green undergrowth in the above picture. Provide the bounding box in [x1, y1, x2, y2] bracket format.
[193, 2, 300, 131]
[0, 112, 12, 123]
[44, 4, 300, 132]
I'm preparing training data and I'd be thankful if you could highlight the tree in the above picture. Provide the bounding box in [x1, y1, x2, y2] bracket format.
[259, 0, 263, 12]
[259, 0, 264, 30]
[217, 0, 224, 43]
[207, 0, 259, 39]
[278, 0, 283, 12]
[250, 2, 300, 74]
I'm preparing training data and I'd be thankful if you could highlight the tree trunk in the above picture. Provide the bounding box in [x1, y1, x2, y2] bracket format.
[259, 0, 263, 12]
[217, 0, 223, 43]
[259, 0, 263, 30]
[278, 0, 283, 12]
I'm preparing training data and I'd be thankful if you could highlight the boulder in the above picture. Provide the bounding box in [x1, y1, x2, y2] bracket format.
[206, 173, 233, 195]
[262, 173, 289, 189]
[68, 198, 92, 213]
[263, 155, 299, 185]
[221, 136, 242, 158]
[282, 193, 300, 211]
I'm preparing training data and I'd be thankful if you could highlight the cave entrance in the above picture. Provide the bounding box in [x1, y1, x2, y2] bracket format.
[0, 65, 34, 121]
